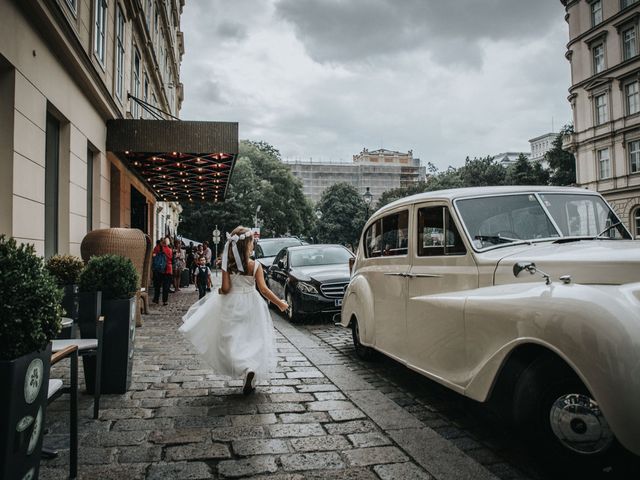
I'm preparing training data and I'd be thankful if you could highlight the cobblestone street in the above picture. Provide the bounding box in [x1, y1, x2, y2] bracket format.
[40, 284, 542, 480]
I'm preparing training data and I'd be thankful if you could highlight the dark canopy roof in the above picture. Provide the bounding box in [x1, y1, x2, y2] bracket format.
[107, 120, 238, 202]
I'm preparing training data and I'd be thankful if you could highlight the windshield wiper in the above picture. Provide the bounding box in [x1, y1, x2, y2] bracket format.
[475, 235, 531, 245]
[596, 221, 622, 239]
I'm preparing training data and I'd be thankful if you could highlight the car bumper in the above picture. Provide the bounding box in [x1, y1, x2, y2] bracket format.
[296, 291, 343, 315]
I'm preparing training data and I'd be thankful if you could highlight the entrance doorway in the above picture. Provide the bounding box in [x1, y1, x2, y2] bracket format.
[130, 186, 148, 233]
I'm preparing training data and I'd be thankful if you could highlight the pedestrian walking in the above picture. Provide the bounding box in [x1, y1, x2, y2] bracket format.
[194, 256, 212, 299]
[173, 239, 186, 292]
[179, 226, 288, 394]
[152, 236, 173, 306]
[186, 241, 195, 284]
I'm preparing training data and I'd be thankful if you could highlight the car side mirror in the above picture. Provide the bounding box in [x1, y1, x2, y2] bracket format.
[513, 261, 536, 278]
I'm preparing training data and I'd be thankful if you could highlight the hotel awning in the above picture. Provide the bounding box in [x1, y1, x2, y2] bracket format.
[106, 120, 238, 203]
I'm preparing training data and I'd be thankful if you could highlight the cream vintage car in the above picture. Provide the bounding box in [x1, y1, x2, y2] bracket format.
[340, 186, 640, 466]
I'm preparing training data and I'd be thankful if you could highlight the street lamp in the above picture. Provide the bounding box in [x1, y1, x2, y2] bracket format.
[363, 186, 373, 218]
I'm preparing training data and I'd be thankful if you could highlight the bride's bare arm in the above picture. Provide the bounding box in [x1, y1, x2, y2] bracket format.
[254, 263, 288, 312]
[219, 270, 231, 294]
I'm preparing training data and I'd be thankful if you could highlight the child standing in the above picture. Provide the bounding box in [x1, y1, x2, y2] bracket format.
[194, 256, 212, 299]
[179, 226, 288, 394]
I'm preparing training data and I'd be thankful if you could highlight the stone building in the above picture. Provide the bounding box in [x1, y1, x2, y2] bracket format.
[0, 0, 238, 257]
[284, 148, 426, 204]
[561, 0, 640, 237]
[529, 132, 557, 166]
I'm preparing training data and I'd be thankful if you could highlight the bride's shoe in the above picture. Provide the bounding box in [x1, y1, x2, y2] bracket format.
[243, 371, 255, 395]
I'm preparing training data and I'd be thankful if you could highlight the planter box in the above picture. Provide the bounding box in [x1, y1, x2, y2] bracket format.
[82, 296, 135, 394]
[0, 344, 52, 480]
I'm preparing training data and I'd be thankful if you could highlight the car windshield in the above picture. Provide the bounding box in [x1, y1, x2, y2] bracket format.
[455, 193, 629, 250]
[289, 247, 352, 267]
[257, 238, 301, 257]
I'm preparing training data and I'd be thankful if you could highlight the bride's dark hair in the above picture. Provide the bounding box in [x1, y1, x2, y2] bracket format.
[226, 226, 253, 275]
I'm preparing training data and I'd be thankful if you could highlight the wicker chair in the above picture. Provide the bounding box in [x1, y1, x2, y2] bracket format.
[80, 228, 148, 327]
[138, 234, 152, 320]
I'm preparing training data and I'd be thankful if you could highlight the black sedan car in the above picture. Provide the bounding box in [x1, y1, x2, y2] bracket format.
[267, 244, 354, 322]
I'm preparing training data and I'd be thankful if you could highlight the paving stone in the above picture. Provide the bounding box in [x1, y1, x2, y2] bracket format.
[131, 389, 165, 398]
[374, 462, 433, 480]
[230, 413, 278, 426]
[268, 423, 325, 437]
[148, 428, 210, 444]
[328, 409, 367, 421]
[210, 425, 267, 441]
[154, 406, 209, 417]
[286, 370, 324, 378]
[99, 408, 154, 420]
[165, 442, 231, 461]
[173, 415, 231, 429]
[117, 445, 162, 463]
[281, 451, 345, 471]
[112, 418, 174, 431]
[296, 384, 339, 393]
[97, 430, 148, 447]
[257, 402, 306, 413]
[325, 420, 377, 435]
[279, 412, 330, 424]
[218, 455, 279, 478]
[147, 461, 212, 479]
[140, 398, 179, 408]
[76, 464, 148, 480]
[209, 403, 258, 415]
[269, 392, 315, 403]
[290, 435, 351, 452]
[303, 468, 378, 480]
[348, 431, 392, 448]
[307, 400, 358, 411]
[314, 391, 346, 401]
[343, 446, 409, 466]
[232, 438, 290, 455]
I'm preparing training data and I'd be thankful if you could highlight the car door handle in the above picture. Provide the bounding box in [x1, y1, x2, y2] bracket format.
[384, 272, 408, 277]
[407, 273, 442, 278]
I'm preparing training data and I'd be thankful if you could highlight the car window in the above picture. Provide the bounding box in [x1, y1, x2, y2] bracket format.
[273, 250, 287, 268]
[255, 245, 264, 259]
[289, 247, 353, 267]
[364, 210, 409, 258]
[418, 206, 466, 256]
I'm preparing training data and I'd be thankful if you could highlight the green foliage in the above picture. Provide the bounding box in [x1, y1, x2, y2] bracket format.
[316, 183, 366, 245]
[45, 254, 85, 285]
[546, 125, 576, 186]
[0, 236, 62, 360]
[78, 254, 139, 301]
[505, 154, 550, 185]
[180, 140, 313, 241]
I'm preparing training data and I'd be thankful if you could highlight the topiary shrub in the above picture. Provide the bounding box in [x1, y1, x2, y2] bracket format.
[0, 235, 62, 360]
[78, 254, 139, 301]
[45, 254, 85, 285]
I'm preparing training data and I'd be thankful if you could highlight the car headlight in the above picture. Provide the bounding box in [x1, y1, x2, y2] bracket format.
[297, 282, 318, 294]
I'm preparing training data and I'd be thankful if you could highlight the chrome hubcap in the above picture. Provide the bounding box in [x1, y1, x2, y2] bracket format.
[549, 393, 613, 454]
[286, 293, 293, 319]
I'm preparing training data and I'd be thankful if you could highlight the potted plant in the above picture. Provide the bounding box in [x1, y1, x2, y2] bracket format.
[45, 254, 84, 338]
[78, 254, 139, 394]
[0, 235, 62, 480]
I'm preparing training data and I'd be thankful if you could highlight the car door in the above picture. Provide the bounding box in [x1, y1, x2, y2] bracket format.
[406, 203, 478, 390]
[268, 249, 288, 299]
[363, 209, 411, 359]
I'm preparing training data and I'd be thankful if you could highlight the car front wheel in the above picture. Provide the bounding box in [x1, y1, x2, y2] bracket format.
[285, 290, 300, 322]
[512, 354, 617, 473]
[351, 318, 375, 361]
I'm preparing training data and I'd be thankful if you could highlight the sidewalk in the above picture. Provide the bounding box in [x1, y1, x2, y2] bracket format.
[41, 281, 496, 479]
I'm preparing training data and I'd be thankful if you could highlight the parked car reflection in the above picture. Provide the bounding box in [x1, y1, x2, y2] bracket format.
[267, 245, 354, 322]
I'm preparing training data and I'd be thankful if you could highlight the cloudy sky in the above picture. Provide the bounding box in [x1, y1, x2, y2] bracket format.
[180, 0, 571, 170]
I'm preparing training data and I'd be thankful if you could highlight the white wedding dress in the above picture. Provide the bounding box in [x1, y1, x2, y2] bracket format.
[179, 261, 276, 383]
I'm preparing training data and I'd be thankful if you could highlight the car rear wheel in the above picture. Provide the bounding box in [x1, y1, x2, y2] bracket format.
[285, 290, 300, 322]
[351, 318, 375, 361]
[512, 354, 617, 473]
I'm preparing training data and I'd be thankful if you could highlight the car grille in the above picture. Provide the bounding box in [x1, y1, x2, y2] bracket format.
[320, 282, 348, 299]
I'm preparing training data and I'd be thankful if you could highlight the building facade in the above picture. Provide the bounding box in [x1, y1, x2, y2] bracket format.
[489, 151, 531, 167]
[284, 149, 426, 204]
[0, 0, 185, 257]
[529, 132, 557, 165]
[561, 0, 640, 236]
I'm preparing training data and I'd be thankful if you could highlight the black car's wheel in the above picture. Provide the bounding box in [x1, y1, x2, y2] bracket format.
[351, 318, 375, 360]
[285, 290, 300, 322]
[512, 354, 616, 472]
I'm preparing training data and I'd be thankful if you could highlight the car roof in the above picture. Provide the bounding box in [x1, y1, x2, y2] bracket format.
[376, 185, 596, 217]
[286, 244, 347, 252]
[258, 237, 302, 244]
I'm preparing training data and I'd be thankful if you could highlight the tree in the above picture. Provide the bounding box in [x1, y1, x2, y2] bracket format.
[505, 154, 550, 185]
[458, 156, 507, 187]
[316, 183, 366, 245]
[545, 125, 576, 186]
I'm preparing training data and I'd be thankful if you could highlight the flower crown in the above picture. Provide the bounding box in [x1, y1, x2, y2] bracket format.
[221, 230, 252, 272]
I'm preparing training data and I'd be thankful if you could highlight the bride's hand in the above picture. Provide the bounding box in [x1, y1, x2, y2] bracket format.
[278, 301, 289, 312]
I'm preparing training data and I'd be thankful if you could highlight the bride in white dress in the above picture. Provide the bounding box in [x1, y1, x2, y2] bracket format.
[179, 226, 288, 394]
